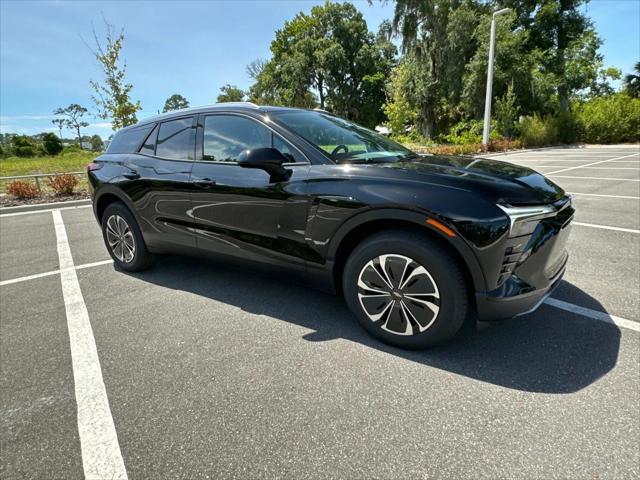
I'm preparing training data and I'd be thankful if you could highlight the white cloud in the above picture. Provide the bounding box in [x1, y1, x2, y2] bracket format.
[0, 114, 56, 122]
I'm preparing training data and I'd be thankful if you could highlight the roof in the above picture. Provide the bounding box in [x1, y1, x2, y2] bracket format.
[129, 102, 307, 129]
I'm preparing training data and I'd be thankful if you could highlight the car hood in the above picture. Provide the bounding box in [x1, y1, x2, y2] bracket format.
[369, 155, 566, 204]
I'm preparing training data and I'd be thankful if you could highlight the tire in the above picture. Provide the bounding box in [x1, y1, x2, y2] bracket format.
[101, 201, 154, 272]
[342, 230, 468, 349]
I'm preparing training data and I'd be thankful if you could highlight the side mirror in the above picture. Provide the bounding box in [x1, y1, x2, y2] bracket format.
[237, 147, 292, 182]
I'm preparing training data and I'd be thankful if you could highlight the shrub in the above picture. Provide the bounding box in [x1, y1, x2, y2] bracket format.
[6, 180, 39, 198]
[10, 135, 37, 157]
[576, 93, 640, 143]
[42, 132, 63, 155]
[47, 174, 79, 195]
[62, 144, 83, 155]
[519, 114, 559, 147]
[441, 119, 500, 145]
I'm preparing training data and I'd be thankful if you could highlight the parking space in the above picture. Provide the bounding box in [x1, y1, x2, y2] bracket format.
[1, 145, 639, 479]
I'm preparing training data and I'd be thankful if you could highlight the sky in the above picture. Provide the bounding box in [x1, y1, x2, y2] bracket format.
[1, 0, 638, 139]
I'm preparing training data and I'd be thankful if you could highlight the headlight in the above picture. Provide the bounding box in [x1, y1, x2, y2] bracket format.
[497, 204, 556, 238]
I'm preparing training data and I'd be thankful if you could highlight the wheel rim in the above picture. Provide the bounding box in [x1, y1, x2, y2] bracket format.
[105, 215, 136, 263]
[357, 254, 440, 336]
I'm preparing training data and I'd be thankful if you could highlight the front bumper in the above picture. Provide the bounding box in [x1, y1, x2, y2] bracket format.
[475, 254, 567, 320]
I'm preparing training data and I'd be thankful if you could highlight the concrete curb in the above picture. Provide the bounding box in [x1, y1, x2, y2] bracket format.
[0, 198, 91, 215]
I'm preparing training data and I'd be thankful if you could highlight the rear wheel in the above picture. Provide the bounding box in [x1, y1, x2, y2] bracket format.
[101, 202, 154, 272]
[342, 231, 468, 349]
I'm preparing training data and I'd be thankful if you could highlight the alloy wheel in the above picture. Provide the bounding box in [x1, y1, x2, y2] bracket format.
[105, 214, 136, 263]
[357, 254, 440, 336]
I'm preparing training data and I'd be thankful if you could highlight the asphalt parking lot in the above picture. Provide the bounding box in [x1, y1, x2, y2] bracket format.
[1, 145, 639, 479]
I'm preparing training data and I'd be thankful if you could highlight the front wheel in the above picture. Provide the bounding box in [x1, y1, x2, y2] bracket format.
[342, 231, 468, 349]
[101, 202, 154, 272]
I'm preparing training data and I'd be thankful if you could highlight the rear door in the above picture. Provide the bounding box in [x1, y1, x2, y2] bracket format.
[120, 116, 197, 250]
[189, 112, 311, 268]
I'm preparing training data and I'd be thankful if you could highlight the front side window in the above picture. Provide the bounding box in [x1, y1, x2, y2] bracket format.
[203, 115, 306, 163]
[270, 110, 415, 164]
[203, 115, 270, 162]
[156, 117, 195, 160]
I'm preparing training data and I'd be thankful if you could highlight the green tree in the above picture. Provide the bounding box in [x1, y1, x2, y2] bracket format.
[390, 0, 485, 137]
[89, 21, 141, 129]
[588, 67, 622, 98]
[216, 84, 246, 103]
[624, 61, 640, 98]
[51, 118, 65, 140]
[250, 1, 395, 127]
[42, 132, 63, 155]
[494, 82, 519, 138]
[384, 62, 417, 135]
[53, 104, 90, 148]
[90, 134, 105, 151]
[162, 94, 190, 112]
[501, 0, 601, 111]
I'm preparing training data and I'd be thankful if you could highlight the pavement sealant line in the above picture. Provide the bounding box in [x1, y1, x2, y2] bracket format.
[52, 209, 128, 480]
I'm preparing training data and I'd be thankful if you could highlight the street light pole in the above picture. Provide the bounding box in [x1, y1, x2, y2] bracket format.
[482, 7, 511, 146]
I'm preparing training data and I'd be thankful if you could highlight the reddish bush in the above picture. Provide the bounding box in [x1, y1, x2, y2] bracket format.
[6, 180, 39, 198]
[428, 143, 484, 155]
[487, 138, 523, 152]
[48, 174, 78, 195]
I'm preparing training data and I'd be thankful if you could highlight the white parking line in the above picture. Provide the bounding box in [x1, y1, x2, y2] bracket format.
[0, 204, 92, 218]
[548, 175, 640, 182]
[568, 192, 640, 200]
[542, 166, 639, 170]
[52, 210, 127, 480]
[0, 269, 61, 286]
[545, 153, 639, 175]
[545, 298, 640, 332]
[0, 259, 113, 287]
[510, 159, 640, 163]
[572, 222, 639, 234]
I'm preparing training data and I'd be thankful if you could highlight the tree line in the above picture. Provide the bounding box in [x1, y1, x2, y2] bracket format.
[4, 0, 639, 160]
[206, 1, 640, 145]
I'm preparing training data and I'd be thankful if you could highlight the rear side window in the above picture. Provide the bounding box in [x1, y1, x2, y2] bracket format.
[156, 118, 195, 160]
[106, 124, 155, 154]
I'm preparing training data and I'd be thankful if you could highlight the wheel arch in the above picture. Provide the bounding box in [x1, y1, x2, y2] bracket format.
[94, 187, 138, 222]
[328, 209, 487, 299]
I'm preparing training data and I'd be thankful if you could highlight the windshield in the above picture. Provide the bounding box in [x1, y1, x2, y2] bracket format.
[270, 110, 416, 163]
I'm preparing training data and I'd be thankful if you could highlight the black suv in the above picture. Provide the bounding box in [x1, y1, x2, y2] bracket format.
[88, 103, 573, 349]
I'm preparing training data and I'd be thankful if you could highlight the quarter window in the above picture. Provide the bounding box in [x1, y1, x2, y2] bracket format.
[156, 118, 195, 160]
[107, 124, 155, 154]
[139, 124, 158, 155]
[203, 115, 305, 163]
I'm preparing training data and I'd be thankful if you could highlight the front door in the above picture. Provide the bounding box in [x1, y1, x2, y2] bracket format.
[189, 113, 311, 268]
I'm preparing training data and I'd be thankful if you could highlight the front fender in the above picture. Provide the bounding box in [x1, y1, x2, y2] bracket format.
[323, 207, 487, 293]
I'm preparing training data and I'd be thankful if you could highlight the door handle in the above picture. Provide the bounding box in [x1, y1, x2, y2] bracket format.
[122, 171, 140, 180]
[193, 178, 216, 188]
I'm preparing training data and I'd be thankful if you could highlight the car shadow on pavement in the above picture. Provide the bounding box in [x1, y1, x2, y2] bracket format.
[125, 255, 621, 395]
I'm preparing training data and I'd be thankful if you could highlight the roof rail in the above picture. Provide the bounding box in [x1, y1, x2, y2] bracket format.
[214, 101, 260, 109]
